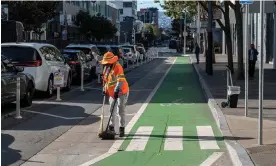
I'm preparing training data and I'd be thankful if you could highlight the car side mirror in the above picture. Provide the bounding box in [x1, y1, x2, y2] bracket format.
[15, 66, 24, 72]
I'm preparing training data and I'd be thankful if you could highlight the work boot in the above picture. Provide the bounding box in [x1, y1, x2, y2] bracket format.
[119, 127, 125, 137]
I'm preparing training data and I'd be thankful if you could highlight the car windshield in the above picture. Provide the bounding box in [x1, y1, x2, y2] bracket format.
[123, 48, 130, 53]
[122, 46, 134, 50]
[65, 47, 90, 54]
[62, 52, 78, 61]
[1, 46, 38, 62]
[97, 47, 108, 55]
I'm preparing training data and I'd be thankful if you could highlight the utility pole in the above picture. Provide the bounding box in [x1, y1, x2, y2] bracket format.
[273, 2, 276, 69]
[197, 1, 200, 44]
[207, 1, 213, 75]
[183, 10, 187, 55]
[258, 0, 264, 146]
[244, 4, 249, 117]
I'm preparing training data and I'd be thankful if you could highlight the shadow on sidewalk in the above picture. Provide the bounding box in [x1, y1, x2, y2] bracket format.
[1, 133, 22, 166]
[2, 103, 100, 130]
[124, 134, 254, 141]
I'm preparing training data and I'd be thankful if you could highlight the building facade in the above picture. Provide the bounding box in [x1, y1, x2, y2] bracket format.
[137, 7, 159, 27]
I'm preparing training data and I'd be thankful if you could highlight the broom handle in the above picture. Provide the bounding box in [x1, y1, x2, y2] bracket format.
[105, 98, 118, 132]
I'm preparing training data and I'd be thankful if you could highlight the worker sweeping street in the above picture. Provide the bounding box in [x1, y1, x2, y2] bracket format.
[100, 52, 129, 138]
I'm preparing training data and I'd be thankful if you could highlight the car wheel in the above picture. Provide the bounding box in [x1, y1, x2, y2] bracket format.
[64, 73, 71, 91]
[21, 82, 34, 107]
[45, 76, 54, 98]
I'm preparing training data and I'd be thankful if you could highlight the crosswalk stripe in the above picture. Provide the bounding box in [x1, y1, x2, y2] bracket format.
[196, 126, 220, 150]
[164, 126, 183, 151]
[125, 126, 154, 151]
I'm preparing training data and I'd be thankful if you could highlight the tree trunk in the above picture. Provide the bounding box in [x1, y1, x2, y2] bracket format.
[235, 3, 244, 79]
[224, 2, 234, 73]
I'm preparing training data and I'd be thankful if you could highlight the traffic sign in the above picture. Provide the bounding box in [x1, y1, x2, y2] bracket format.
[240, 0, 253, 5]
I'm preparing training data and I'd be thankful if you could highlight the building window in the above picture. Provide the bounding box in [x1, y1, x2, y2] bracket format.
[120, 9, 123, 14]
[123, 2, 132, 8]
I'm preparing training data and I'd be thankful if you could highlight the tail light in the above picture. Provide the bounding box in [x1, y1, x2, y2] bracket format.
[13, 60, 42, 67]
[68, 61, 80, 65]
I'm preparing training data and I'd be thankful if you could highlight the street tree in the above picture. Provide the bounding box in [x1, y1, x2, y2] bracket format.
[6, 1, 58, 39]
[75, 10, 94, 39]
[158, 0, 238, 74]
[75, 12, 117, 41]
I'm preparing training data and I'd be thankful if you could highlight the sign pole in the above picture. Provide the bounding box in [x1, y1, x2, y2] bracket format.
[244, 4, 249, 117]
[273, 2, 276, 69]
[258, 0, 264, 146]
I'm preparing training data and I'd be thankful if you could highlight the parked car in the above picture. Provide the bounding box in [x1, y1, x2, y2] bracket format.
[65, 44, 100, 77]
[122, 47, 136, 64]
[121, 45, 140, 64]
[169, 39, 177, 49]
[1, 43, 72, 97]
[109, 45, 126, 67]
[137, 46, 146, 61]
[62, 49, 94, 84]
[1, 55, 35, 106]
[96, 45, 110, 75]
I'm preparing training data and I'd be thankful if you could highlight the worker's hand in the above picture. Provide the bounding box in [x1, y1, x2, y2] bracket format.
[114, 91, 119, 99]
[102, 89, 106, 96]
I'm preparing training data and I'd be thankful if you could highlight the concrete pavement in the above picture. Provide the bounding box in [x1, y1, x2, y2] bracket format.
[190, 54, 276, 166]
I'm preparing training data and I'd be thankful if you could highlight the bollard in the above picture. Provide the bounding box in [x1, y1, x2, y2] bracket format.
[97, 73, 101, 84]
[15, 76, 22, 119]
[56, 86, 62, 101]
[126, 58, 129, 70]
[80, 65, 84, 91]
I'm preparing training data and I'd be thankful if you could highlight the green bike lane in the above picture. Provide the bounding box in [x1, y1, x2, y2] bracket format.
[92, 57, 227, 166]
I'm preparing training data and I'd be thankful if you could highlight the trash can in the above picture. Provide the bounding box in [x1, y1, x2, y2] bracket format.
[227, 86, 241, 108]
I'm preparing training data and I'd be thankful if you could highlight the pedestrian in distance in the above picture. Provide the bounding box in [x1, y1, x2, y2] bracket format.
[248, 44, 259, 78]
[195, 43, 200, 64]
[101, 52, 129, 137]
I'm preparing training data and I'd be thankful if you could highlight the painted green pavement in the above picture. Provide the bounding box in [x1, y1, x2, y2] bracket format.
[92, 57, 227, 166]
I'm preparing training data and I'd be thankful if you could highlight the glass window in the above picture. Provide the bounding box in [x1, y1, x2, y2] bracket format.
[123, 2, 132, 8]
[120, 9, 123, 14]
[1, 57, 15, 72]
[1, 46, 39, 62]
[39, 46, 58, 61]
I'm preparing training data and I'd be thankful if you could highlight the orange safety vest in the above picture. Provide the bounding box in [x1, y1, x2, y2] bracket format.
[102, 62, 129, 98]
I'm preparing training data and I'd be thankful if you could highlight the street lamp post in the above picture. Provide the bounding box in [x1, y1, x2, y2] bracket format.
[207, 1, 213, 75]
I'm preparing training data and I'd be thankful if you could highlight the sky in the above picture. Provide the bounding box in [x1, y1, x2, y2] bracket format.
[137, 0, 165, 11]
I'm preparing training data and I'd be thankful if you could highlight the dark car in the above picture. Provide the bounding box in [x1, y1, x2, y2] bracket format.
[62, 49, 94, 84]
[96, 45, 110, 56]
[169, 39, 177, 49]
[1, 55, 35, 107]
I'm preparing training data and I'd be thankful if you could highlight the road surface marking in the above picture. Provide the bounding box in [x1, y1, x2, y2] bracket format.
[199, 152, 224, 166]
[178, 87, 183, 90]
[196, 126, 220, 150]
[164, 126, 183, 151]
[78, 57, 176, 166]
[125, 126, 154, 151]
[22, 110, 85, 120]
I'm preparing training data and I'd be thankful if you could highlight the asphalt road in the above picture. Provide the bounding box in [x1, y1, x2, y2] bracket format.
[2, 54, 233, 166]
[1, 57, 167, 166]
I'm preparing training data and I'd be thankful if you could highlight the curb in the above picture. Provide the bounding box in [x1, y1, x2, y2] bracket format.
[188, 56, 255, 166]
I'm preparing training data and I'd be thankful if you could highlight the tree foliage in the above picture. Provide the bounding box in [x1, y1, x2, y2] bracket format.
[75, 11, 117, 41]
[161, 1, 197, 19]
[5, 1, 58, 32]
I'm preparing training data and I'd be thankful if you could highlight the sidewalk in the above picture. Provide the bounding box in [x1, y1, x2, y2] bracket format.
[191, 54, 276, 166]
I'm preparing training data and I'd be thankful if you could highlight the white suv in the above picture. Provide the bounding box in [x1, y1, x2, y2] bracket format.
[1, 43, 72, 97]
